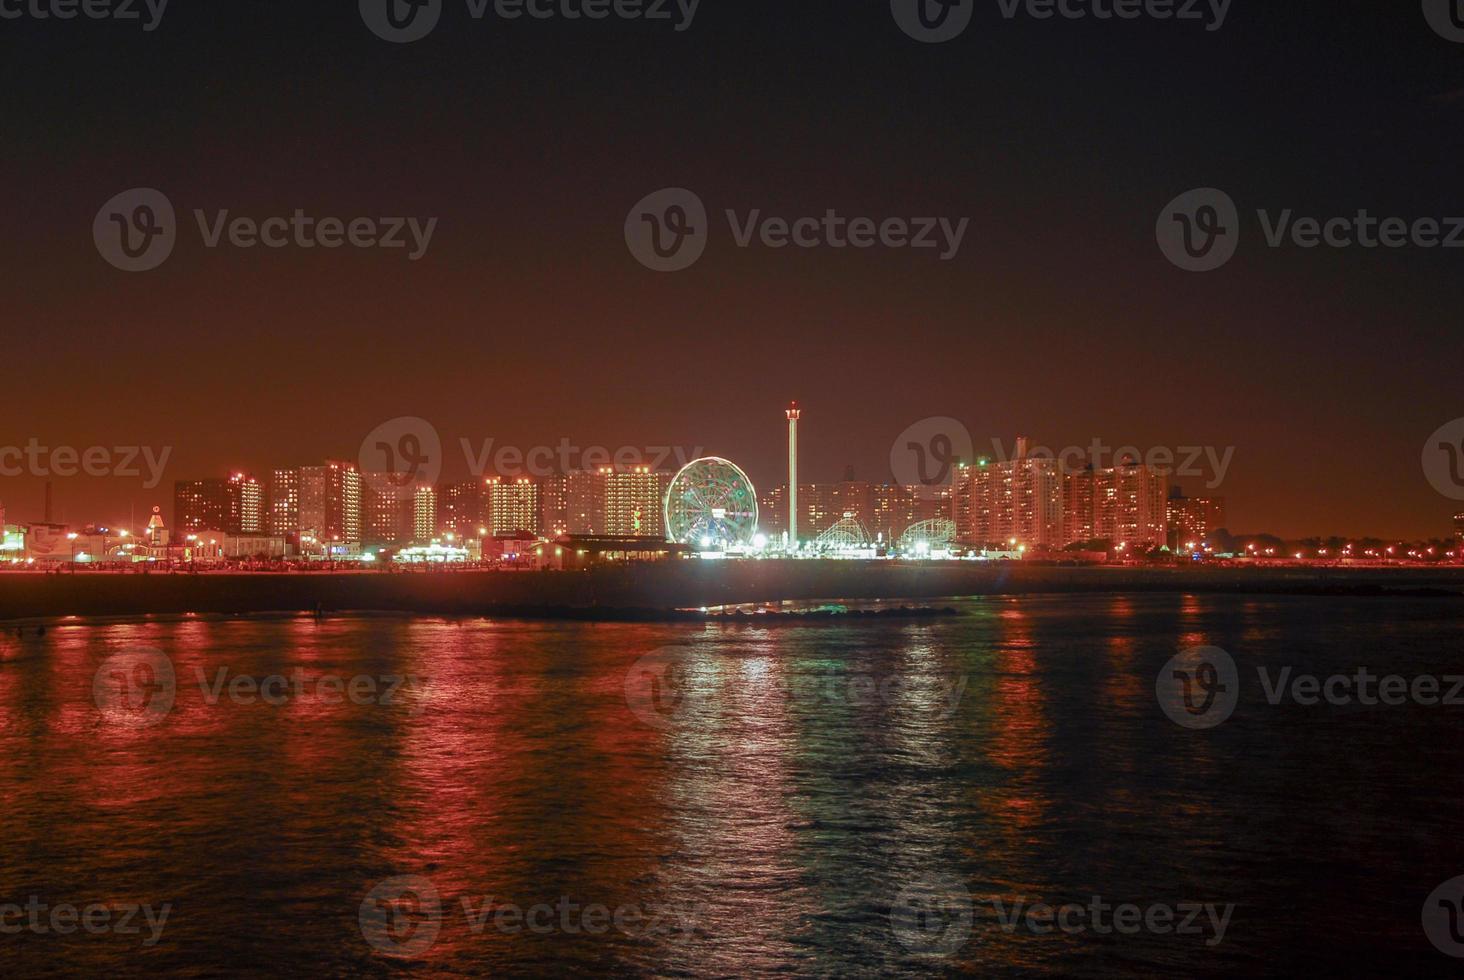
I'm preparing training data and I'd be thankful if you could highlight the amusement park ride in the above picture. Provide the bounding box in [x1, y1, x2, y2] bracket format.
[660, 405, 959, 559]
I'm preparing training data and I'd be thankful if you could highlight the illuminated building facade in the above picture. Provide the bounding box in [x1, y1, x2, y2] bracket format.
[1167, 489, 1228, 546]
[1456, 512, 1464, 546]
[539, 474, 570, 537]
[955, 439, 1062, 549]
[440, 481, 490, 540]
[605, 467, 665, 537]
[361, 473, 412, 544]
[413, 486, 437, 542]
[565, 470, 607, 535]
[489, 477, 540, 535]
[1062, 466, 1095, 543]
[298, 461, 362, 548]
[268, 468, 299, 537]
[174, 474, 263, 535]
[1091, 458, 1168, 548]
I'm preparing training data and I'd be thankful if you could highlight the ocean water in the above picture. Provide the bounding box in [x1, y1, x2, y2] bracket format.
[0, 593, 1461, 977]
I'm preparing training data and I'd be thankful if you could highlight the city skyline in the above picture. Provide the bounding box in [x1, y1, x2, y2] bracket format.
[1, 415, 1455, 542]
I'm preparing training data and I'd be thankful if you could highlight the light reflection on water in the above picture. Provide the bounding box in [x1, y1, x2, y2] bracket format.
[0, 595, 1461, 976]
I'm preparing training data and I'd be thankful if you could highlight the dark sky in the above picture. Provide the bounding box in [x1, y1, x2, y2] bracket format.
[4, 1, 1462, 537]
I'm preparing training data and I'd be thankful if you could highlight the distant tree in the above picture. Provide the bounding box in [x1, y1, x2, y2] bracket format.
[1207, 528, 1237, 553]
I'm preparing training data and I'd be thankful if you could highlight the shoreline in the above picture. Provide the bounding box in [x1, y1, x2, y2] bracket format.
[1, 562, 1461, 623]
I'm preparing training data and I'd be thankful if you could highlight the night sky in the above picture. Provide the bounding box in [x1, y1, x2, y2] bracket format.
[4, 1, 1461, 537]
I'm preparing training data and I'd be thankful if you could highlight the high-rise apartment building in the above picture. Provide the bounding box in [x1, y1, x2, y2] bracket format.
[539, 474, 570, 538]
[605, 467, 665, 536]
[297, 461, 362, 546]
[413, 486, 437, 542]
[1166, 488, 1228, 546]
[440, 481, 490, 540]
[488, 477, 539, 535]
[360, 473, 412, 544]
[268, 468, 300, 537]
[1091, 458, 1168, 549]
[174, 474, 263, 534]
[955, 439, 1062, 549]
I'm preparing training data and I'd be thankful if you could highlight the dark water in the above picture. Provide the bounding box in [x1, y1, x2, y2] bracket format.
[1, 594, 1462, 977]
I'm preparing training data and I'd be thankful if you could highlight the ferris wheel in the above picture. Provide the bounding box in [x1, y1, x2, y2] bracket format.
[664, 457, 759, 548]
